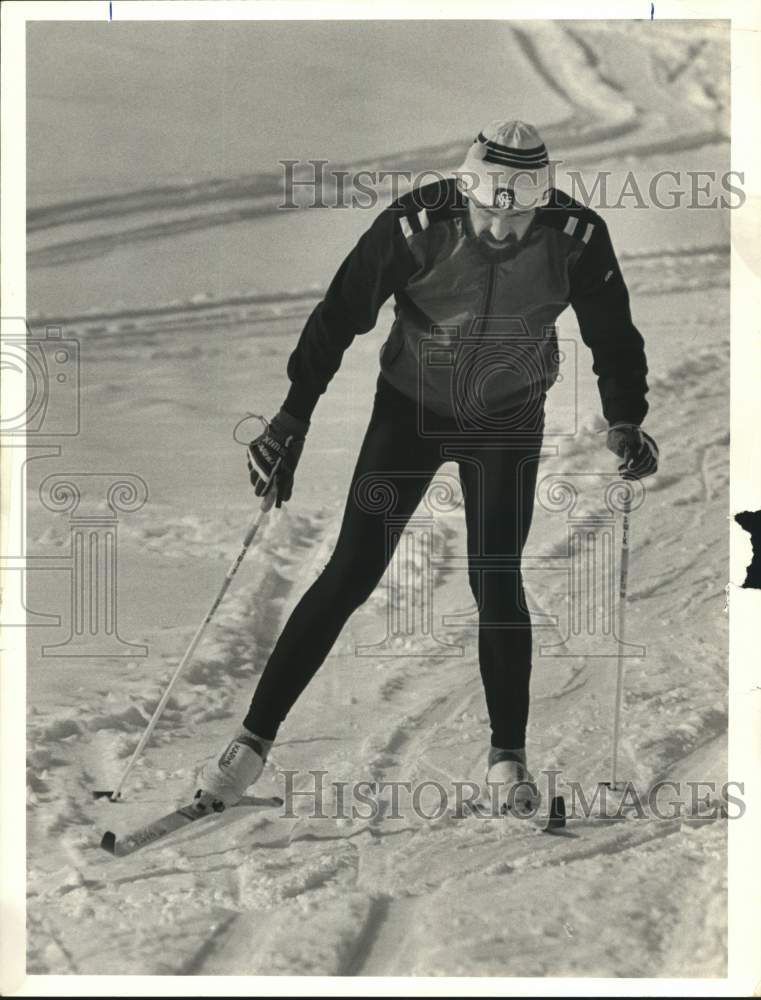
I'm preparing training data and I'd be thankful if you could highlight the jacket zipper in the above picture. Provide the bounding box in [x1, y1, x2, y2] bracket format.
[480, 260, 497, 332]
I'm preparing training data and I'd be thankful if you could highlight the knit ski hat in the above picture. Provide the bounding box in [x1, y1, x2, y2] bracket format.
[454, 120, 551, 210]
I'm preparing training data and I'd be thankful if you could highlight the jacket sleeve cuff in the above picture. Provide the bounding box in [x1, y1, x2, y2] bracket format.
[282, 381, 322, 423]
[604, 400, 648, 427]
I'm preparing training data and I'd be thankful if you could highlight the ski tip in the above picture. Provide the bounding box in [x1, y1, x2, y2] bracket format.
[100, 831, 117, 855]
[93, 790, 116, 800]
[544, 795, 567, 832]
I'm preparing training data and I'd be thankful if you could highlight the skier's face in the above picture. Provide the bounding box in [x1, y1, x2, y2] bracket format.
[467, 199, 535, 248]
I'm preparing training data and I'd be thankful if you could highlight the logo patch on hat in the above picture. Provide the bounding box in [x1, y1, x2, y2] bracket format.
[494, 187, 515, 209]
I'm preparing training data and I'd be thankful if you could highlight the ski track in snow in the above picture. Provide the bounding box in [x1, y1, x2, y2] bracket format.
[25, 22, 729, 978]
[26, 23, 727, 274]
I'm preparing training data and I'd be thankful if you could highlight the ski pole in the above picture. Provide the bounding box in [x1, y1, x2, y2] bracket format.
[94, 472, 281, 803]
[607, 485, 632, 790]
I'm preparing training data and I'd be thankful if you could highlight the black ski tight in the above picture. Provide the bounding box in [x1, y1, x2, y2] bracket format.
[244, 375, 545, 749]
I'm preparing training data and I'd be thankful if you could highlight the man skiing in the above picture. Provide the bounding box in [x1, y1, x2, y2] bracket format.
[198, 120, 659, 815]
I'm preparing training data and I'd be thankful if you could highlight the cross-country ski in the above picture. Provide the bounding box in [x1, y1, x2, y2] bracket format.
[99, 794, 284, 858]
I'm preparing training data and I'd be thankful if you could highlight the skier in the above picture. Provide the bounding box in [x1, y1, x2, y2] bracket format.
[198, 120, 659, 815]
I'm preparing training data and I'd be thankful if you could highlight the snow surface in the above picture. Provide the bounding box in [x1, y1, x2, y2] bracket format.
[24, 20, 729, 977]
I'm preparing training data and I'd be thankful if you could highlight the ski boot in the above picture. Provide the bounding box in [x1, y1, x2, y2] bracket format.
[195, 728, 272, 810]
[485, 746, 541, 817]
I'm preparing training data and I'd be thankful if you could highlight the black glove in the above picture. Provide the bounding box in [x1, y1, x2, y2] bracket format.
[606, 423, 659, 480]
[247, 409, 308, 507]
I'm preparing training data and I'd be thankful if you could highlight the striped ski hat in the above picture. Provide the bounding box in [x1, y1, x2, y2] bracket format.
[454, 120, 551, 210]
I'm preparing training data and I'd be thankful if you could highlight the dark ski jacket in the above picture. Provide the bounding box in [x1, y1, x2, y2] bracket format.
[283, 179, 649, 426]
